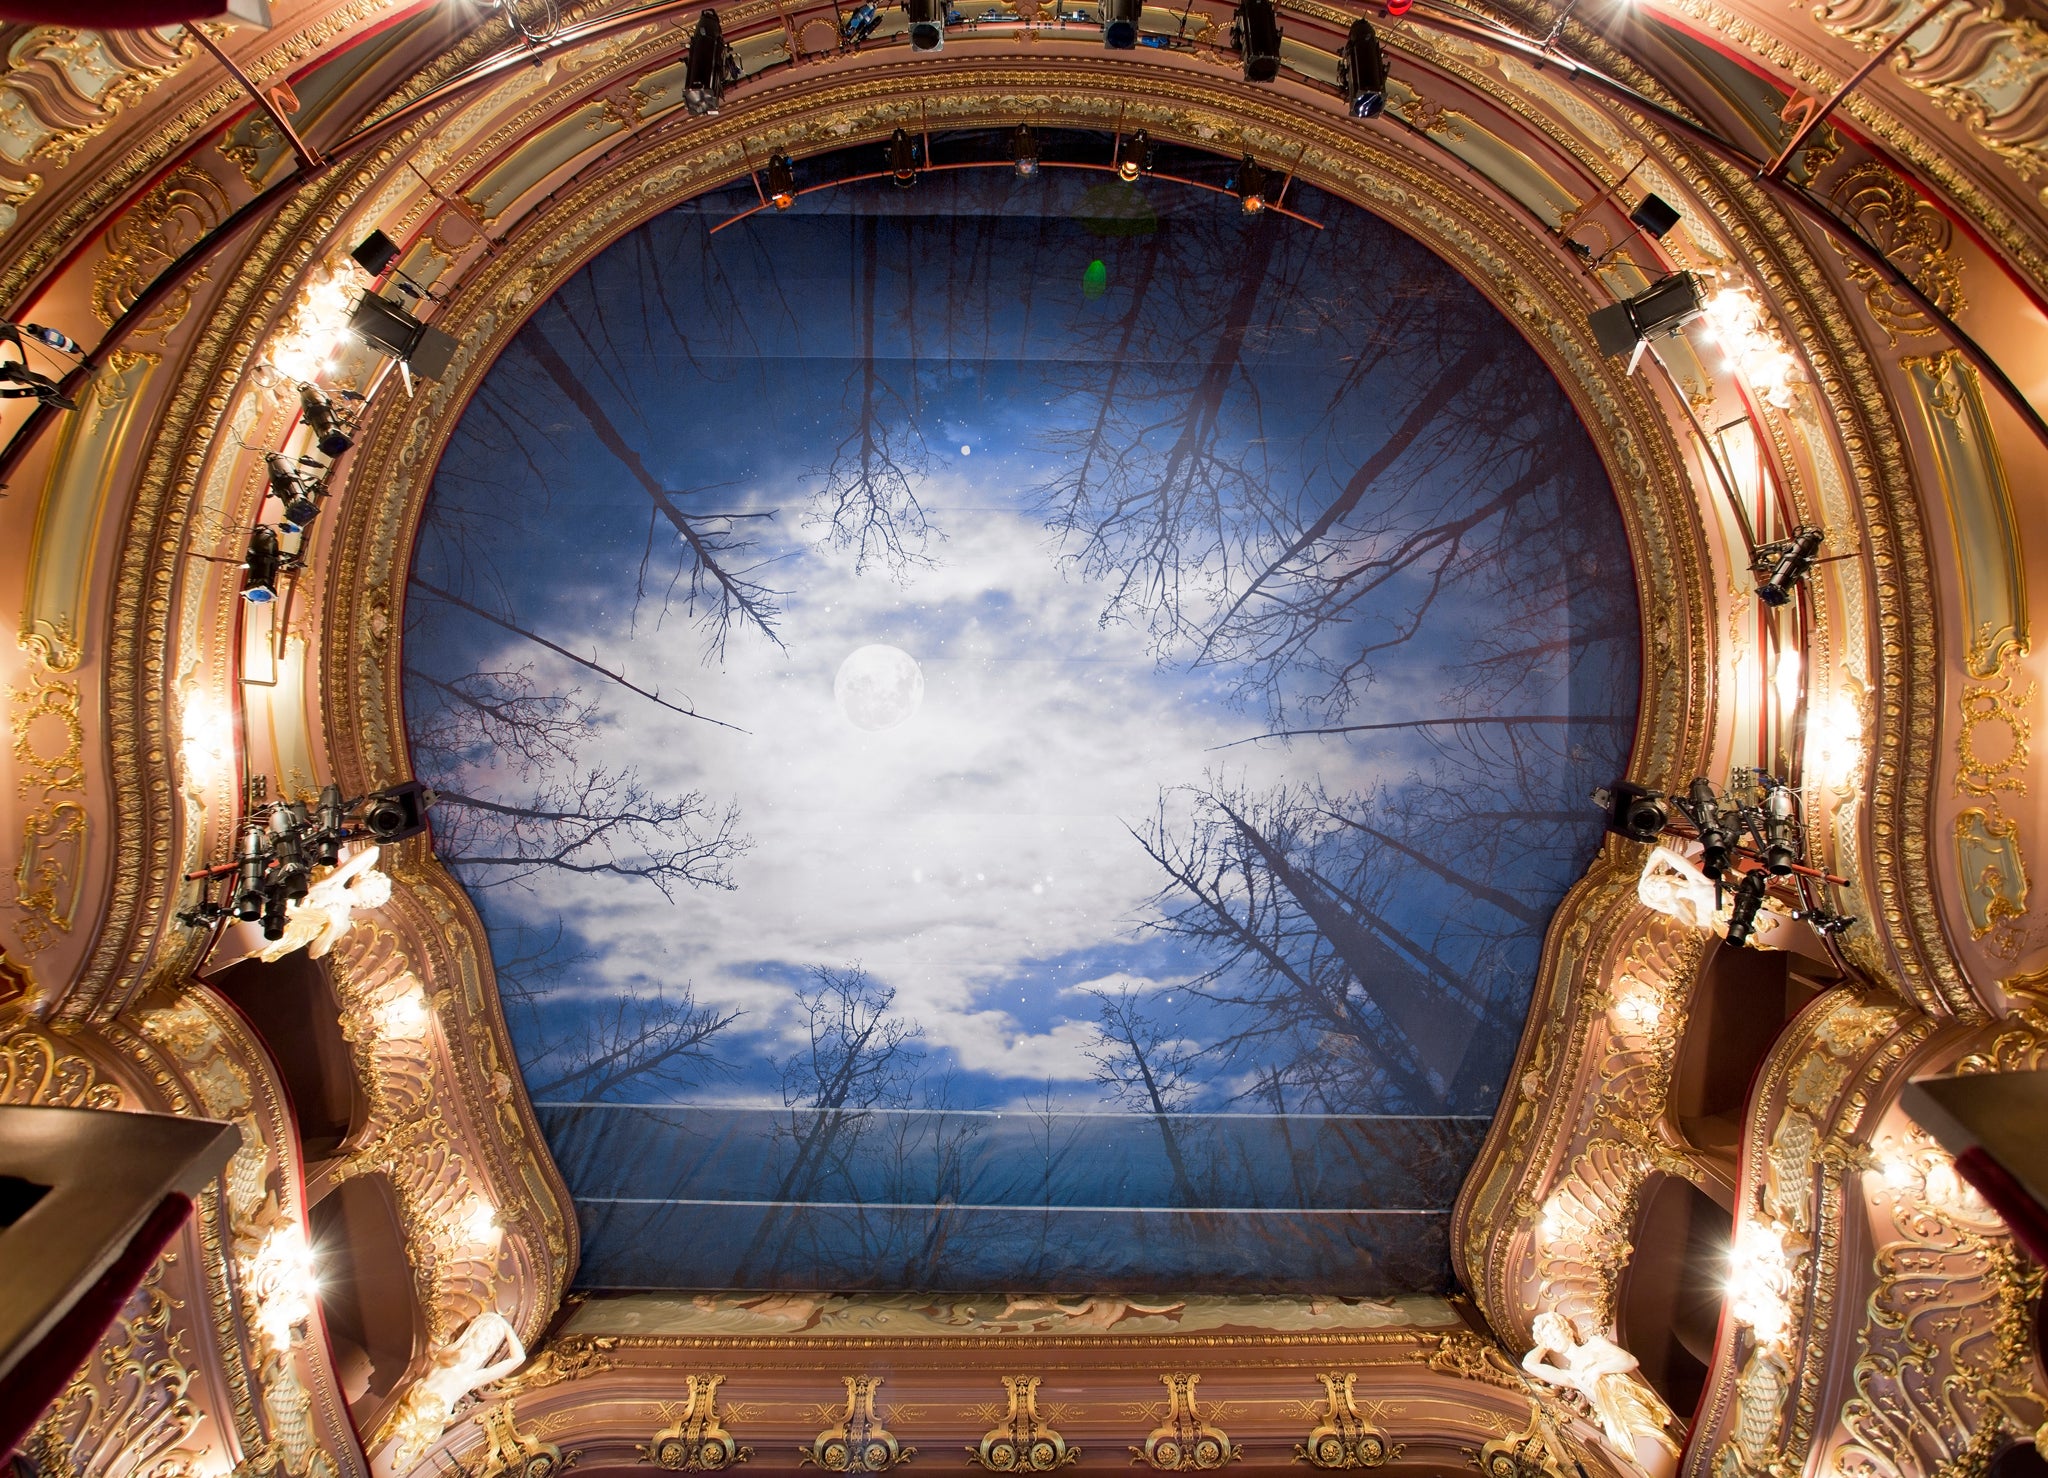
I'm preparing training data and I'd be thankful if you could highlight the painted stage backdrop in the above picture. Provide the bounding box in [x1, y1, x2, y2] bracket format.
[404, 132, 1642, 1293]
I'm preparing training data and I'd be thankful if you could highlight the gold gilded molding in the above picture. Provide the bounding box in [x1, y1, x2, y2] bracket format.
[467, 1399, 570, 1478]
[1955, 642, 2032, 797]
[10, 669, 87, 956]
[18, 347, 157, 673]
[1131, 1374, 1239, 1471]
[966, 1376, 1076, 1472]
[644, 1374, 753, 1471]
[801, 1376, 913, 1473]
[1956, 806, 2029, 938]
[1828, 161, 1964, 343]
[1904, 350, 2026, 677]
[1293, 1373, 1397, 1469]
[1833, 1123, 2048, 1477]
[1474, 1399, 1577, 1478]
[88, 162, 230, 333]
[0, 1017, 120, 1106]
[25, 1254, 199, 1478]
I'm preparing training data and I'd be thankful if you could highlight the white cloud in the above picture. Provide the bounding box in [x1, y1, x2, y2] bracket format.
[454, 475, 1405, 1096]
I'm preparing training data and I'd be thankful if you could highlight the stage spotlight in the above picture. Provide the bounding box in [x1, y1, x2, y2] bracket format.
[1009, 125, 1040, 177]
[1588, 270, 1704, 365]
[347, 293, 458, 381]
[1338, 18, 1388, 118]
[314, 784, 347, 866]
[1232, 0, 1281, 80]
[1102, 0, 1140, 48]
[1759, 781, 1800, 875]
[265, 453, 324, 530]
[351, 230, 401, 278]
[907, 0, 946, 50]
[766, 154, 797, 209]
[1116, 129, 1152, 182]
[1724, 869, 1769, 947]
[1593, 780, 1668, 843]
[232, 818, 268, 921]
[1682, 777, 1733, 881]
[361, 781, 434, 844]
[1234, 155, 1270, 214]
[684, 9, 738, 116]
[1753, 526, 1825, 608]
[298, 382, 353, 456]
[242, 525, 282, 604]
[889, 127, 918, 187]
[1629, 193, 1681, 239]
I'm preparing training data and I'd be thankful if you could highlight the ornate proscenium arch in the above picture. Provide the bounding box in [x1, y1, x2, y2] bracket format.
[3, 3, 2046, 1477]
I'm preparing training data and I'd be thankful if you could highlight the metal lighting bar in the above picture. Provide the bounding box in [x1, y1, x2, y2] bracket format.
[1760, 0, 1960, 181]
[187, 25, 322, 170]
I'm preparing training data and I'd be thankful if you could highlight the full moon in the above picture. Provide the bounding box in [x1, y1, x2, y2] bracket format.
[833, 644, 925, 732]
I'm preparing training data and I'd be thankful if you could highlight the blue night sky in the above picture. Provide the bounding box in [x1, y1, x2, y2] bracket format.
[404, 133, 1640, 1292]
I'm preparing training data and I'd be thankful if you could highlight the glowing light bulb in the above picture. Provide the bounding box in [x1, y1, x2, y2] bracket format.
[1772, 646, 1802, 713]
[376, 982, 431, 1039]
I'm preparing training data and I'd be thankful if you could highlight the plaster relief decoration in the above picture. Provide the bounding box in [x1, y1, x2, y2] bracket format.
[1131, 1374, 1239, 1471]
[1520, 1312, 1680, 1467]
[1827, 162, 1965, 343]
[25, 1256, 201, 1478]
[1832, 1129, 2048, 1478]
[0, 25, 191, 228]
[1293, 1372, 1396, 1470]
[464, 1399, 568, 1478]
[801, 1376, 913, 1473]
[390, 1312, 531, 1472]
[89, 161, 230, 337]
[645, 1373, 753, 1471]
[1816, 0, 2048, 189]
[10, 669, 87, 955]
[966, 1375, 1076, 1472]
[1950, 636, 2034, 948]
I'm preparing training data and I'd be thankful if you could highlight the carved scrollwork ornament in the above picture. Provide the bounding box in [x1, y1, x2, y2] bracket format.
[1293, 1373, 1398, 1469]
[645, 1375, 752, 1471]
[967, 1376, 1077, 1471]
[800, 1376, 913, 1473]
[1131, 1374, 1240, 1471]
[466, 1400, 570, 1478]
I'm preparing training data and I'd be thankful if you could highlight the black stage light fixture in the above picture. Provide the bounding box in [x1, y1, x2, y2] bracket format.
[889, 127, 919, 187]
[264, 453, 323, 530]
[1116, 129, 1153, 182]
[906, 0, 946, 51]
[766, 154, 797, 209]
[20, 323, 82, 356]
[1009, 125, 1041, 178]
[1102, 0, 1140, 49]
[1759, 781, 1800, 875]
[347, 293, 458, 381]
[1232, 0, 1281, 81]
[314, 784, 347, 866]
[684, 9, 738, 116]
[1753, 526, 1825, 608]
[241, 526, 282, 604]
[298, 382, 353, 456]
[1724, 869, 1770, 948]
[0, 323, 75, 410]
[1234, 155, 1270, 214]
[1629, 193, 1682, 239]
[1588, 270, 1704, 363]
[361, 781, 434, 844]
[232, 818, 268, 921]
[1593, 780, 1668, 843]
[351, 229, 401, 278]
[1685, 777, 1733, 881]
[1338, 18, 1388, 119]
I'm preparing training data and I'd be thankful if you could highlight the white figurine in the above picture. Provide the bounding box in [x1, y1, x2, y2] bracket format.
[256, 845, 392, 962]
[387, 1310, 526, 1468]
[1522, 1311, 1681, 1466]
[1636, 846, 1723, 932]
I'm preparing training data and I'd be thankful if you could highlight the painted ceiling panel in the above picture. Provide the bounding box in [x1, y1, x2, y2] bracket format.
[402, 132, 1641, 1293]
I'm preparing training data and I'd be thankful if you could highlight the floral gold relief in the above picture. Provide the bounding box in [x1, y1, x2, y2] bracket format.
[1130, 1374, 1239, 1471]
